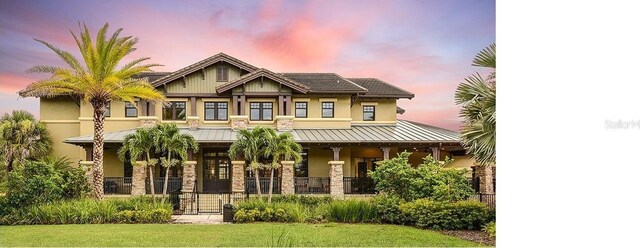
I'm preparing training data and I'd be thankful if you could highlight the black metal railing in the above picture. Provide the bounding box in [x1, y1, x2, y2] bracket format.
[170, 191, 246, 215]
[294, 177, 330, 194]
[343, 177, 376, 194]
[245, 177, 281, 194]
[146, 177, 182, 194]
[104, 177, 132, 194]
[469, 193, 496, 209]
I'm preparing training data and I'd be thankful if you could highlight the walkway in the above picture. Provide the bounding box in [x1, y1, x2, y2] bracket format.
[171, 214, 226, 224]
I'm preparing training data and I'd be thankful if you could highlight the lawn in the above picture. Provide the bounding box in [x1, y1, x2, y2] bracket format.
[0, 223, 484, 247]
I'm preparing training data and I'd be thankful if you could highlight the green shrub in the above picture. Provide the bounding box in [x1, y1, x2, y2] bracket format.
[371, 152, 474, 202]
[400, 199, 491, 230]
[4, 158, 89, 209]
[371, 194, 409, 224]
[0, 197, 171, 225]
[234, 199, 319, 223]
[483, 221, 496, 237]
[271, 195, 332, 206]
[326, 199, 376, 223]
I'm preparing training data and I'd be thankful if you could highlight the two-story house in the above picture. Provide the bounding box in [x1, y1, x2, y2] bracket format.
[33, 53, 473, 197]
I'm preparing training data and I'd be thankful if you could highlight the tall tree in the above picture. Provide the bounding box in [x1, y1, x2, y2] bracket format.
[0, 110, 52, 172]
[19, 23, 166, 199]
[228, 127, 268, 198]
[455, 43, 496, 193]
[263, 129, 302, 203]
[154, 123, 198, 200]
[117, 127, 159, 199]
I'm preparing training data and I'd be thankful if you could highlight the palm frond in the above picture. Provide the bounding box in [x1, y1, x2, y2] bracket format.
[472, 43, 495, 69]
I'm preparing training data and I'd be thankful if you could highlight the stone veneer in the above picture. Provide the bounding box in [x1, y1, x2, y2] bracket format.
[79, 161, 94, 194]
[280, 161, 295, 195]
[186, 116, 200, 130]
[328, 161, 345, 199]
[182, 161, 197, 193]
[231, 161, 246, 193]
[475, 165, 495, 194]
[139, 116, 159, 128]
[275, 116, 294, 131]
[131, 162, 147, 196]
[230, 116, 249, 130]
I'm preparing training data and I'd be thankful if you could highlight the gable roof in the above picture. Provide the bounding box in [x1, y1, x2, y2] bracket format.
[132, 71, 171, 82]
[216, 68, 310, 94]
[151, 53, 258, 87]
[347, 78, 414, 99]
[281, 73, 368, 94]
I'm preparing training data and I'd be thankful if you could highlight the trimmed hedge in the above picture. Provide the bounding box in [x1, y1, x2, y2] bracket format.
[0, 197, 172, 225]
[400, 199, 492, 230]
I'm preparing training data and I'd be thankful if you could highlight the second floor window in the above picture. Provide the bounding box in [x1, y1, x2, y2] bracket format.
[322, 102, 334, 118]
[295, 102, 307, 118]
[363, 106, 375, 121]
[250, 102, 273, 121]
[204, 102, 228, 121]
[105, 102, 111, 117]
[216, 67, 228, 82]
[125, 102, 138, 117]
[163, 101, 186, 120]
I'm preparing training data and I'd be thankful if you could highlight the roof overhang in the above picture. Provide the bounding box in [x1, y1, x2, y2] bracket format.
[151, 53, 259, 87]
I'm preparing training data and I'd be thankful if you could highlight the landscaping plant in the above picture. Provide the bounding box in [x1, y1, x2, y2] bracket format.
[0, 110, 52, 172]
[399, 199, 492, 230]
[262, 129, 302, 203]
[229, 127, 269, 198]
[118, 127, 160, 199]
[154, 123, 198, 200]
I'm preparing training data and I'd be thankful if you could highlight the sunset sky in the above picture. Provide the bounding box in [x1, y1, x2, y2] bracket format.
[0, 0, 495, 130]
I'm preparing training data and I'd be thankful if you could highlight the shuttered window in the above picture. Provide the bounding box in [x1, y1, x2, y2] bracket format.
[216, 67, 229, 82]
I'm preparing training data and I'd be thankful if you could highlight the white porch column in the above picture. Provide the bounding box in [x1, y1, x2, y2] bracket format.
[381, 147, 391, 160]
[431, 147, 441, 161]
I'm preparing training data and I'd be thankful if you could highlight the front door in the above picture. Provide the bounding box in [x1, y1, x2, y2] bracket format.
[202, 149, 231, 193]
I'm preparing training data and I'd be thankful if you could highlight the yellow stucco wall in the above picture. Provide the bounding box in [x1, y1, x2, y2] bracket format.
[350, 98, 397, 123]
[39, 97, 84, 165]
[307, 147, 352, 177]
[291, 96, 352, 128]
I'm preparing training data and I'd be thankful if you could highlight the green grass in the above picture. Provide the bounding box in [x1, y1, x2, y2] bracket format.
[0, 223, 484, 247]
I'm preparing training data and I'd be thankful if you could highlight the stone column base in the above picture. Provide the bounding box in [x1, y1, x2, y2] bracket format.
[281, 161, 295, 195]
[139, 116, 159, 128]
[230, 116, 249, 130]
[131, 162, 147, 196]
[475, 165, 495, 194]
[231, 161, 246, 193]
[186, 116, 200, 130]
[328, 161, 345, 199]
[182, 161, 197, 193]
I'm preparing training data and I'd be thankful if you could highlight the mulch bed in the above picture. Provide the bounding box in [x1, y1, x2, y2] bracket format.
[439, 230, 495, 246]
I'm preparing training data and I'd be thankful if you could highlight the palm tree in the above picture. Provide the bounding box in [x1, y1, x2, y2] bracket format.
[0, 110, 52, 172]
[455, 43, 496, 193]
[19, 23, 166, 199]
[228, 127, 269, 198]
[263, 129, 302, 203]
[117, 127, 159, 199]
[154, 123, 198, 200]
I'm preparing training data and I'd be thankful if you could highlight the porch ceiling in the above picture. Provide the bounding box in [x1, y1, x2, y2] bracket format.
[65, 120, 460, 145]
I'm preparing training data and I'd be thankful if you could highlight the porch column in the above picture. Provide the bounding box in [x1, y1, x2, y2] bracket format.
[182, 161, 197, 193]
[475, 165, 495, 194]
[381, 147, 391, 160]
[331, 147, 341, 161]
[231, 161, 246, 193]
[131, 161, 147, 196]
[239, 95, 246, 115]
[281, 161, 295, 195]
[431, 147, 441, 161]
[278, 95, 284, 116]
[79, 161, 94, 194]
[328, 161, 345, 199]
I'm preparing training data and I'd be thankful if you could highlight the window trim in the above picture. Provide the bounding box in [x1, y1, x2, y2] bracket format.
[321, 102, 334, 118]
[294, 102, 308, 118]
[249, 102, 273, 121]
[204, 102, 228, 121]
[363, 106, 375, 121]
[124, 102, 138, 117]
[163, 101, 187, 120]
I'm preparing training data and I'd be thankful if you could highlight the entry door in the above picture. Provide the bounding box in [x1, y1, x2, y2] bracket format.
[202, 149, 231, 193]
[357, 162, 368, 177]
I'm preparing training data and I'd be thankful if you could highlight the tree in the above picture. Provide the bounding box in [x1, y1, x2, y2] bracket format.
[455, 43, 496, 193]
[263, 129, 302, 203]
[117, 127, 159, 199]
[228, 127, 269, 198]
[19, 23, 166, 199]
[0, 110, 52, 172]
[154, 123, 198, 201]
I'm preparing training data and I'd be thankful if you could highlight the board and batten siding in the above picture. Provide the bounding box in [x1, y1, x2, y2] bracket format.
[165, 64, 244, 94]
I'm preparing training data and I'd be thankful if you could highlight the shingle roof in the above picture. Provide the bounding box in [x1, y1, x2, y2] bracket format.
[281, 73, 367, 94]
[150, 53, 259, 87]
[347, 78, 414, 98]
[132, 72, 171, 82]
[65, 120, 459, 144]
[396, 106, 406, 114]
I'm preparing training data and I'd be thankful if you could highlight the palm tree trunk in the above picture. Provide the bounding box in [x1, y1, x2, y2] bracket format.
[254, 168, 262, 199]
[146, 153, 156, 202]
[162, 152, 171, 203]
[91, 101, 106, 200]
[4, 157, 13, 172]
[268, 168, 274, 203]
